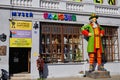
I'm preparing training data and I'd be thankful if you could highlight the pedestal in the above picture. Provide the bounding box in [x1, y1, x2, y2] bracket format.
[85, 71, 111, 79]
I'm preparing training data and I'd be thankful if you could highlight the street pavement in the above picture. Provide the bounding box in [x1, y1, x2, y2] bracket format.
[44, 75, 120, 80]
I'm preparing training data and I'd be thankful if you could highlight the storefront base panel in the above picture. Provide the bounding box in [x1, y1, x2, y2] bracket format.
[0, 64, 9, 74]
[31, 63, 120, 79]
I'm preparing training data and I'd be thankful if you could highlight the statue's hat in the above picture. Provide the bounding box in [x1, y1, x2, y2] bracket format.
[89, 13, 98, 20]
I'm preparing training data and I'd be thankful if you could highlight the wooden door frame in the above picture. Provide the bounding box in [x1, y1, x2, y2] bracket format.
[28, 50, 31, 73]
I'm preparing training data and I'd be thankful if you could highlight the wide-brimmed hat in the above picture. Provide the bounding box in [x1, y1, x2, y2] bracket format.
[89, 13, 98, 20]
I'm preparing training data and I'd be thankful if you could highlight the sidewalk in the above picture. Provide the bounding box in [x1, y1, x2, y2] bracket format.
[44, 75, 120, 80]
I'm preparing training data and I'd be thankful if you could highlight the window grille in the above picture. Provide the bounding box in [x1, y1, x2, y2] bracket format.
[40, 22, 83, 63]
[102, 26, 119, 62]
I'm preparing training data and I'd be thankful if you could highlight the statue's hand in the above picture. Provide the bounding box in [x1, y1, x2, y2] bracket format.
[100, 33, 103, 37]
[88, 33, 92, 36]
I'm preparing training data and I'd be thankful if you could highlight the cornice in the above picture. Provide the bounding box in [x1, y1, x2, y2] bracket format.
[0, 4, 120, 19]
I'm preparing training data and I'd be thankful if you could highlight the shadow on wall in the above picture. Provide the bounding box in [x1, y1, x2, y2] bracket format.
[43, 63, 49, 78]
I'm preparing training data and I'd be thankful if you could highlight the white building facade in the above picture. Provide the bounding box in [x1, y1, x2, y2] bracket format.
[0, 0, 120, 79]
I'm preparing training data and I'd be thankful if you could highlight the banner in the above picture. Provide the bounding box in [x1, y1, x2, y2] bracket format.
[10, 20, 32, 30]
[10, 30, 32, 38]
[10, 38, 32, 47]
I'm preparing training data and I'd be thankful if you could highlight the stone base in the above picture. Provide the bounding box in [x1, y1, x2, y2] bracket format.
[85, 71, 111, 79]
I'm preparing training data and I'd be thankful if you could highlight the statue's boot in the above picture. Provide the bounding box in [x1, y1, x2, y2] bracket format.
[89, 64, 94, 72]
[98, 64, 107, 71]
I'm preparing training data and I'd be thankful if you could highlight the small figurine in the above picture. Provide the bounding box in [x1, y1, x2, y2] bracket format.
[52, 38, 54, 44]
[45, 48, 49, 54]
[42, 39, 44, 44]
[54, 38, 59, 44]
[64, 37, 68, 44]
[47, 38, 50, 44]
[69, 38, 72, 43]
[64, 46, 68, 59]
[52, 37, 59, 44]
[57, 49, 61, 54]
[76, 48, 82, 61]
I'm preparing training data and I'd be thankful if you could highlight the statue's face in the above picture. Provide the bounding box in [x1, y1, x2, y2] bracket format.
[92, 18, 97, 23]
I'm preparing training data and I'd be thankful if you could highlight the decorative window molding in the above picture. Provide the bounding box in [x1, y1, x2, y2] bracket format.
[11, 0, 32, 6]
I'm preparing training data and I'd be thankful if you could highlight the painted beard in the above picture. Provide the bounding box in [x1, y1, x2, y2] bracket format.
[93, 22, 98, 28]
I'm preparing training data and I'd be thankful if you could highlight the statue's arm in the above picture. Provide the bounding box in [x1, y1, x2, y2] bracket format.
[100, 26, 105, 36]
[81, 25, 89, 36]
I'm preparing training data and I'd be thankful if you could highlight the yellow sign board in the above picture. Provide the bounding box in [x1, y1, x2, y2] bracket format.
[10, 38, 32, 47]
[10, 20, 32, 30]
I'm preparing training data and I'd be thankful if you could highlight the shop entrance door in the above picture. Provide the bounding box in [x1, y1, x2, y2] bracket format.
[9, 48, 31, 74]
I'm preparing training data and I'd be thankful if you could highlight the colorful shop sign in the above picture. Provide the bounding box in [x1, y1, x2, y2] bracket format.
[10, 38, 32, 47]
[10, 20, 32, 30]
[12, 11, 33, 17]
[43, 12, 76, 21]
[10, 30, 32, 38]
[94, 0, 115, 5]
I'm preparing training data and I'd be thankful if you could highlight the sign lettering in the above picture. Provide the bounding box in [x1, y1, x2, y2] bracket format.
[10, 38, 32, 47]
[94, 0, 103, 4]
[10, 20, 32, 30]
[43, 12, 76, 21]
[108, 0, 115, 5]
[12, 12, 33, 17]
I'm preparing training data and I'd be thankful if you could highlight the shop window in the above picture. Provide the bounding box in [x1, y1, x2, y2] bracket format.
[102, 26, 119, 62]
[41, 23, 83, 63]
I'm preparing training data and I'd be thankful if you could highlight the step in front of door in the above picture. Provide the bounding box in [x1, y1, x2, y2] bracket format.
[10, 73, 31, 80]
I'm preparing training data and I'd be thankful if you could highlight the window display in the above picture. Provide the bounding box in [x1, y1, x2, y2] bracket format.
[41, 23, 83, 63]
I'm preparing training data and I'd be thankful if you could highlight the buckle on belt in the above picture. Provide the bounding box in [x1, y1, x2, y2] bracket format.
[95, 35, 99, 37]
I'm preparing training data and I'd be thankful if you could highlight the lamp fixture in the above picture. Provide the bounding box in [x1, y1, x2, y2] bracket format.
[33, 21, 38, 30]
